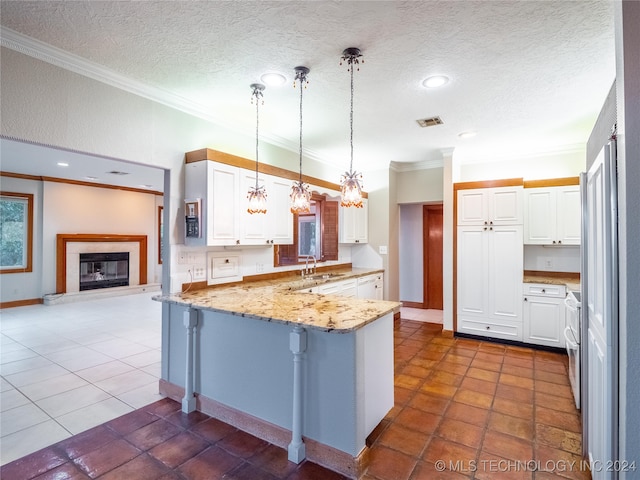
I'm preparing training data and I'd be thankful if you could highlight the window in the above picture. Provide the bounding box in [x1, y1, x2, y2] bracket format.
[0, 192, 33, 273]
[274, 194, 338, 266]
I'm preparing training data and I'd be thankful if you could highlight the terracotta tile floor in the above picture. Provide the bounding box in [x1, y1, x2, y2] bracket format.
[0, 319, 589, 480]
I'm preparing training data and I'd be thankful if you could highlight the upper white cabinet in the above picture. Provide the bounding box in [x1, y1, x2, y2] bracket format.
[339, 199, 368, 244]
[186, 161, 294, 247]
[524, 185, 580, 245]
[457, 186, 523, 226]
[185, 161, 241, 247]
[240, 170, 293, 245]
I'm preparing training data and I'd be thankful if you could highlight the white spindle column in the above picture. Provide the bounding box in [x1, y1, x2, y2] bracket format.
[288, 325, 307, 463]
[182, 308, 198, 413]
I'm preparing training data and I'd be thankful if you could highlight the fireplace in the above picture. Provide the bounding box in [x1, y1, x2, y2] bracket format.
[79, 252, 130, 291]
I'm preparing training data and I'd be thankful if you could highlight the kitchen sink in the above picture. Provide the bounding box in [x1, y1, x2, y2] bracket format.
[308, 273, 344, 280]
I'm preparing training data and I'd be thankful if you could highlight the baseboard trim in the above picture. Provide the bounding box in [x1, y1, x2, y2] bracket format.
[0, 297, 42, 309]
[441, 329, 455, 338]
[159, 379, 368, 479]
[401, 301, 425, 309]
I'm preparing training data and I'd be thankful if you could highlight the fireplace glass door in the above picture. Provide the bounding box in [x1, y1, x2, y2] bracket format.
[79, 252, 130, 291]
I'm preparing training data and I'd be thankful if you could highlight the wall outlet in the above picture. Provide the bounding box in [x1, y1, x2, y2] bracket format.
[544, 257, 553, 269]
[256, 263, 264, 273]
[192, 266, 206, 280]
[379, 246, 388, 255]
[177, 252, 187, 264]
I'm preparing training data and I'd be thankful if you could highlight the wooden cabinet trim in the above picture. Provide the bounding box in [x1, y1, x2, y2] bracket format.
[524, 177, 580, 188]
[186, 148, 367, 199]
[454, 178, 524, 191]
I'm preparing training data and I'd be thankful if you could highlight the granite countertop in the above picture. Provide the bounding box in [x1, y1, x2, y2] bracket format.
[523, 274, 581, 292]
[153, 268, 401, 333]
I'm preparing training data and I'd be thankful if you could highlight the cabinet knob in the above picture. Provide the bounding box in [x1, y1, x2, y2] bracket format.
[552, 240, 556, 244]
[266, 240, 270, 244]
[490, 221, 493, 225]
[542, 289, 546, 293]
[484, 227, 487, 231]
[490, 227, 493, 231]
[225, 259, 230, 264]
[484, 221, 488, 225]
[236, 240, 240, 245]
[524, 297, 528, 301]
[558, 240, 562, 244]
[355, 240, 360, 243]
[486, 326, 491, 330]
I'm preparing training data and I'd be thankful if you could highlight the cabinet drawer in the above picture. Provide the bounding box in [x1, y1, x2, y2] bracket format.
[523, 283, 566, 298]
[209, 255, 240, 279]
[458, 317, 522, 341]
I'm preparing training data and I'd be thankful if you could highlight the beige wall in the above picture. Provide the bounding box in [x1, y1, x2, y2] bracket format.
[396, 167, 443, 204]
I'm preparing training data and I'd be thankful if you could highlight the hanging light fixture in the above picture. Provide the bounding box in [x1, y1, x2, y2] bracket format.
[339, 47, 364, 208]
[290, 66, 312, 214]
[247, 83, 267, 214]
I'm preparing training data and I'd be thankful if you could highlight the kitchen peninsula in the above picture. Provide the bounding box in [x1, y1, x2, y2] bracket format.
[154, 268, 400, 479]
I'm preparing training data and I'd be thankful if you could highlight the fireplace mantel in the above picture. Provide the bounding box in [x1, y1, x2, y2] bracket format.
[56, 234, 147, 294]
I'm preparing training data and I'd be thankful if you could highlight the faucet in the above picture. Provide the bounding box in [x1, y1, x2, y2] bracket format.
[302, 255, 317, 277]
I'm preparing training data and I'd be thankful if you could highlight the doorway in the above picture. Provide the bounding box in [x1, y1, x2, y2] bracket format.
[423, 204, 443, 310]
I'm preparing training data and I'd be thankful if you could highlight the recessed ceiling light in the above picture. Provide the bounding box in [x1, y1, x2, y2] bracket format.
[458, 131, 478, 139]
[138, 184, 154, 189]
[260, 72, 286, 86]
[422, 75, 449, 88]
[57, 162, 69, 167]
[85, 176, 98, 181]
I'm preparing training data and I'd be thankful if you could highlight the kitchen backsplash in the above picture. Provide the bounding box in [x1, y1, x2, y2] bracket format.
[524, 245, 580, 273]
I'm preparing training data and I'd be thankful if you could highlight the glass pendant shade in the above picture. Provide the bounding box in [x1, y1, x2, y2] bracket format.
[290, 180, 311, 214]
[340, 47, 365, 208]
[290, 66, 311, 214]
[248, 83, 267, 214]
[340, 171, 364, 208]
[247, 185, 267, 214]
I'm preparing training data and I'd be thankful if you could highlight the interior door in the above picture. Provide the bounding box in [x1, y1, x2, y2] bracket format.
[423, 204, 443, 309]
[585, 142, 618, 478]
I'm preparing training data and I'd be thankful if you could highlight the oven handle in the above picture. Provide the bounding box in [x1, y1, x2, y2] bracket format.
[564, 326, 578, 349]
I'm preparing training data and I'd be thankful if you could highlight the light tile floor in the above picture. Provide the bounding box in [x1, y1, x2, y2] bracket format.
[0, 292, 163, 465]
[400, 307, 443, 324]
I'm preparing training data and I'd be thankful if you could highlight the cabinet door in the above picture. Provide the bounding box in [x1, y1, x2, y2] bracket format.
[457, 226, 489, 317]
[488, 226, 523, 322]
[240, 169, 269, 245]
[457, 189, 487, 225]
[490, 187, 523, 225]
[556, 186, 581, 245]
[209, 163, 240, 245]
[268, 175, 294, 244]
[357, 274, 376, 299]
[354, 199, 368, 243]
[339, 206, 356, 243]
[523, 295, 565, 347]
[524, 188, 556, 244]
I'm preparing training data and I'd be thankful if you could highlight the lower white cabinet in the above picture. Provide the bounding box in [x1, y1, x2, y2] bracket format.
[522, 283, 566, 348]
[318, 278, 357, 297]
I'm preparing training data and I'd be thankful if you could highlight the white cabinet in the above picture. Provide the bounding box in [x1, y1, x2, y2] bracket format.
[375, 273, 384, 300]
[240, 170, 293, 245]
[524, 185, 580, 245]
[185, 161, 241, 246]
[522, 283, 566, 348]
[318, 278, 357, 297]
[339, 199, 368, 244]
[186, 161, 293, 247]
[457, 186, 523, 226]
[457, 224, 523, 341]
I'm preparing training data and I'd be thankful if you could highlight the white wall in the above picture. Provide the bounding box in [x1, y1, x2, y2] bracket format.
[523, 245, 580, 273]
[458, 147, 586, 182]
[396, 167, 444, 204]
[399, 204, 423, 303]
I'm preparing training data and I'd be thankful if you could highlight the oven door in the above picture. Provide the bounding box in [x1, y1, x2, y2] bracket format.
[564, 326, 580, 409]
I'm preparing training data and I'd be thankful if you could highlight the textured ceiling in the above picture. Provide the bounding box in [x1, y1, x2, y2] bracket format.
[0, 0, 616, 179]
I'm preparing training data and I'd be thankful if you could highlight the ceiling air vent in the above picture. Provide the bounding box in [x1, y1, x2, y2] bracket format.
[107, 170, 130, 175]
[416, 116, 444, 128]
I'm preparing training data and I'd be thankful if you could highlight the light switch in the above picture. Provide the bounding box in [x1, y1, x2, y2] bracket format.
[379, 246, 388, 255]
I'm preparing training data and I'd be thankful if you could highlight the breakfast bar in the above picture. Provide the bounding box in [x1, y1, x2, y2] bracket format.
[154, 269, 400, 478]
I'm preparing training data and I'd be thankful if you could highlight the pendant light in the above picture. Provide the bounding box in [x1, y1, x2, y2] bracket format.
[290, 66, 312, 214]
[247, 83, 267, 214]
[339, 47, 364, 208]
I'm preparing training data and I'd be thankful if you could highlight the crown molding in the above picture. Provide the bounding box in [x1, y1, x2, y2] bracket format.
[390, 158, 444, 172]
[0, 28, 325, 163]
